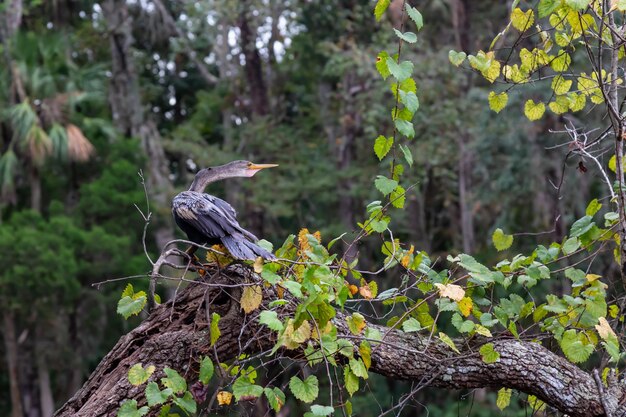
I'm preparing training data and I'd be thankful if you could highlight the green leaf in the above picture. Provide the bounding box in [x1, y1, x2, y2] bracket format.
[375, 176, 398, 196]
[374, 135, 393, 160]
[233, 377, 264, 401]
[524, 100, 545, 121]
[560, 329, 594, 363]
[128, 363, 155, 386]
[451, 313, 475, 333]
[399, 90, 419, 114]
[570, 216, 593, 237]
[566, 0, 590, 11]
[448, 50, 467, 67]
[264, 387, 286, 412]
[586, 199, 602, 216]
[562, 236, 580, 255]
[117, 293, 147, 319]
[492, 228, 513, 251]
[538, 0, 560, 17]
[173, 391, 197, 414]
[393, 29, 417, 43]
[259, 310, 284, 332]
[386, 58, 413, 82]
[344, 366, 359, 396]
[359, 341, 371, 369]
[210, 312, 221, 346]
[117, 400, 148, 417]
[551, 51, 571, 71]
[511, 8, 534, 31]
[282, 280, 303, 298]
[552, 75, 573, 95]
[289, 375, 319, 403]
[402, 317, 422, 332]
[406, 5, 423, 30]
[161, 368, 186, 394]
[395, 119, 415, 138]
[479, 343, 500, 363]
[374, 0, 391, 21]
[376, 51, 391, 79]
[310, 405, 334, 416]
[398, 144, 413, 167]
[488, 91, 508, 113]
[199, 356, 214, 384]
[347, 312, 366, 335]
[496, 388, 512, 410]
[145, 381, 172, 407]
[370, 218, 390, 233]
[349, 358, 368, 379]
[390, 185, 406, 208]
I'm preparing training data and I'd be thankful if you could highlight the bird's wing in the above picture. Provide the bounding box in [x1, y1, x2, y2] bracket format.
[173, 192, 258, 241]
[202, 195, 259, 241]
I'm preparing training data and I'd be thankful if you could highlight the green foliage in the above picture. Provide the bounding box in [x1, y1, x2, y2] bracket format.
[162, 368, 187, 394]
[492, 228, 513, 251]
[117, 400, 148, 417]
[128, 363, 155, 386]
[210, 313, 221, 346]
[199, 357, 214, 385]
[289, 375, 319, 403]
[117, 284, 147, 319]
[479, 343, 500, 364]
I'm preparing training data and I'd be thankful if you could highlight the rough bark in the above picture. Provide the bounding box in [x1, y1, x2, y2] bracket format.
[54, 265, 626, 417]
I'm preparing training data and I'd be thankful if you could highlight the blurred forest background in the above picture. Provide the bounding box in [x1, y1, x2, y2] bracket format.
[0, 0, 608, 416]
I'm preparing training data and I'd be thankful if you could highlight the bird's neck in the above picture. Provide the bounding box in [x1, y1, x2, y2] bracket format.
[188, 169, 229, 192]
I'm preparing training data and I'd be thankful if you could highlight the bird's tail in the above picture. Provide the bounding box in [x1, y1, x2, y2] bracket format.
[222, 234, 276, 260]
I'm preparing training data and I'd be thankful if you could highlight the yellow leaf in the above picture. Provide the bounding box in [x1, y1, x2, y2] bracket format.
[458, 297, 473, 317]
[253, 257, 264, 273]
[586, 274, 602, 282]
[434, 283, 465, 301]
[217, 391, 233, 406]
[595, 317, 617, 340]
[298, 228, 311, 252]
[524, 100, 545, 121]
[281, 319, 311, 349]
[240, 285, 263, 314]
[475, 324, 493, 337]
[359, 284, 373, 300]
[511, 8, 534, 32]
[488, 91, 508, 113]
[207, 244, 232, 266]
[349, 284, 359, 296]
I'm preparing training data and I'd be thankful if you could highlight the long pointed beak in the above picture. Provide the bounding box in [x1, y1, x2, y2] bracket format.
[248, 163, 279, 170]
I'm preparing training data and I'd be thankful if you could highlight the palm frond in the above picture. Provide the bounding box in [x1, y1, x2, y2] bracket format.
[9, 101, 38, 143]
[49, 123, 68, 161]
[66, 124, 95, 162]
[27, 125, 52, 165]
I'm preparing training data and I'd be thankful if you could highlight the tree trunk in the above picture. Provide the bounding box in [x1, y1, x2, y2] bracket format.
[36, 352, 54, 417]
[29, 166, 41, 212]
[458, 134, 474, 253]
[101, 0, 174, 250]
[54, 265, 625, 417]
[452, 0, 474, 254]
[238, 0, 269, 117]
[3, 311, 24, 417]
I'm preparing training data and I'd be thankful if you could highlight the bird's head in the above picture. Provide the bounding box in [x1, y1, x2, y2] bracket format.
[220, 160, 279, 178]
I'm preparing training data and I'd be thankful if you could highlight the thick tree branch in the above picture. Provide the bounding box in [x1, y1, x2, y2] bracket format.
[54, 266, 626, 417]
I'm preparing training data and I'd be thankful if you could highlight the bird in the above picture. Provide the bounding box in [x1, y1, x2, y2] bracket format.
[172, 160, 278, 260]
